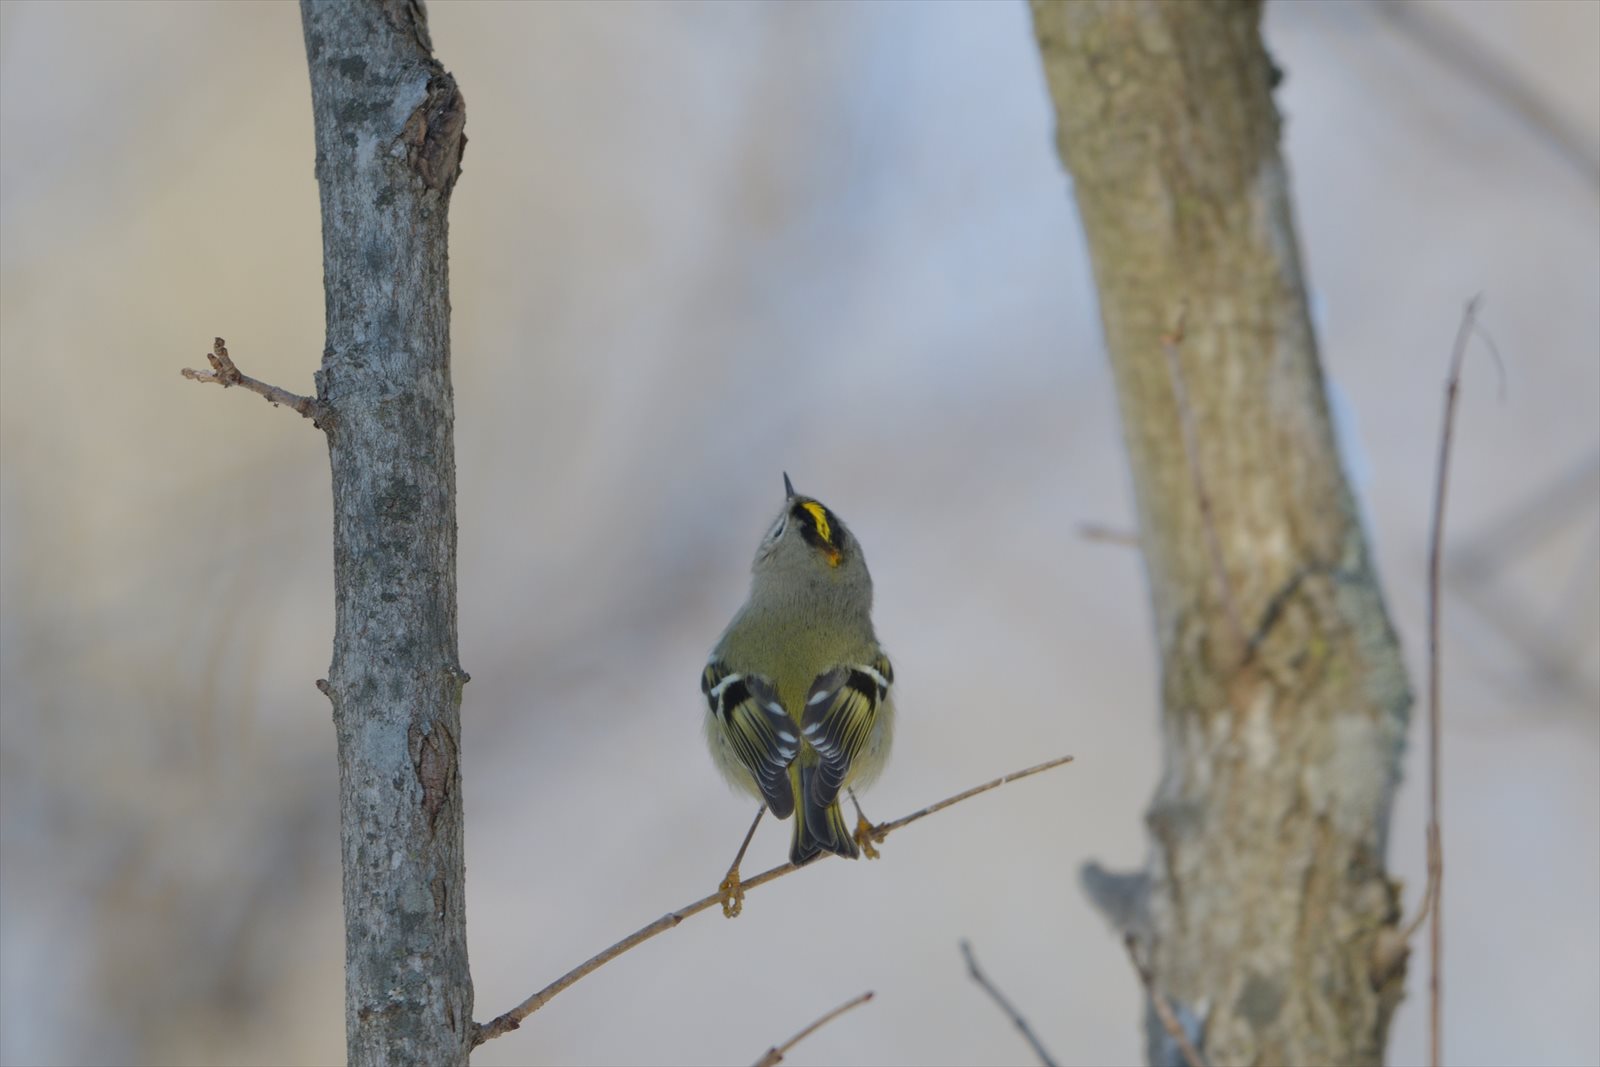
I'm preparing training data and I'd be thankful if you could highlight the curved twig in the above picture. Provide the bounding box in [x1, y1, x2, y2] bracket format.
[752, 991, 875, 1067]
[471, 754, 1074, 1047]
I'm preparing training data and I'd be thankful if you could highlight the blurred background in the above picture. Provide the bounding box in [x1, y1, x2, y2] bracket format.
[1, 1, 1595, 1064]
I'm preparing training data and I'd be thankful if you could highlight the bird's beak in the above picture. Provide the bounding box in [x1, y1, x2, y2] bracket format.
[783, 472, 796, 499]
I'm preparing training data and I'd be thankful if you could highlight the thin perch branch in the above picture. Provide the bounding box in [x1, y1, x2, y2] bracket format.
[181, 337, 327, 422]
[471, 754, 1074, 1047]
[752, 991, 875, 1067]
[960, 940, 1059, 1067]
[864, 754, 1073, 838]
[1125, 935, 1207, 1067]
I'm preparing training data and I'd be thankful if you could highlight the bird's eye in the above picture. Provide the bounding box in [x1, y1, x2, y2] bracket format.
[767, 518, 786, 541]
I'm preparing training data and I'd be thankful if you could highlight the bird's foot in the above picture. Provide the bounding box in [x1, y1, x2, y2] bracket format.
[718, 867, 746, 918]
[854, 815, 881, 861]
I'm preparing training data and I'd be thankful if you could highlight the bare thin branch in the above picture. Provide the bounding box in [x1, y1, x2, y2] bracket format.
[181, 337, 327, 422]
[471, 754, 1074, 1047]
[960, 940, 1059, 1067]
[752, 991, 875, 1067]
[1398, 295, 1483, 1067]
[867, 754, 1074, 841]
[1375, 299, 1489, 1022]
[1125, 935, 1206, 1067]
[1161, 309, 1247, 658]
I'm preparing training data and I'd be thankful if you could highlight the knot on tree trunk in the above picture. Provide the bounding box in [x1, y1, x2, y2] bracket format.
[402, 74, 466, 195]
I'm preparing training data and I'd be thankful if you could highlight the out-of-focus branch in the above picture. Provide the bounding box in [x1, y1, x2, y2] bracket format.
[181, 337, 327, 423]
[1408, 295, 1483, 1067]
[1375, 1, 1600, 187]
[1125, 935, 1206, 1067]
[1029, 2, 1414, 1059]
[471, 754, 1074, 1047]
[1446, 449, 1599, 710]
[1371, 298, 1488, 1064]
[752, 991, 874, 1067]
[1078, 522, 1141, 548]
[960, 940, 1058, 1067]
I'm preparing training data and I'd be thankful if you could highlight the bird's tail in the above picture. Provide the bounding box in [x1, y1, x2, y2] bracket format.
[789, 765, 860, 865]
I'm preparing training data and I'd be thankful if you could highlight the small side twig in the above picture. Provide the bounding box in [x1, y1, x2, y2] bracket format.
[1078, 522, 1142, 548]
[1124, 935, 1206, 1067]
[471, 754, 1074, 1047]
[1161, 308, 1247, 658]
[181, 337, 327, 422]
[752, 991, 875, 1067]
[960, 940, 1058, 1067]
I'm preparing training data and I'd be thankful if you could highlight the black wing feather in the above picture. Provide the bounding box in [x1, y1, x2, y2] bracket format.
[799, 657, 891, 810]
[703, 660, 797, 818]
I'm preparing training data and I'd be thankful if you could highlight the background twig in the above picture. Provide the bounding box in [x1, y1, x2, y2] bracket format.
[1375, 1, 1600, 186]
[471, 754, 1074, 1047]
[1403, 295, 1483, 1067]
[1078, 522, 1141, 548]
[1124, 935, 1206, 1067]
[960, 940, 1058, 1067]
[752, 991, 874, 1067]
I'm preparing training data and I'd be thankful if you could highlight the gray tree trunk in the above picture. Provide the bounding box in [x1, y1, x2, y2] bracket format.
[1028, 2, 1413, 1064]
[300, 2, 472, 1064]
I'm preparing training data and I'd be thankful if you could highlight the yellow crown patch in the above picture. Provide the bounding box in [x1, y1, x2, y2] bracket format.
[800, 501, 832, 544]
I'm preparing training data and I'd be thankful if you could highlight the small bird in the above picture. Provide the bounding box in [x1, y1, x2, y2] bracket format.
[702, 474, 894, 912]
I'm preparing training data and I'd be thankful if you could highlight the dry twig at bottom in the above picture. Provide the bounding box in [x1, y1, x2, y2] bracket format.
[471, 754, 1074, 1048]
[960, 939, 1058, 1067]
[181, 337, 327, 422]
[752, 991, 875, 1067]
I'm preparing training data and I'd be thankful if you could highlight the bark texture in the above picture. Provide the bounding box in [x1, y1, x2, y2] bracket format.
[300, 2, 471, 1064]
[1028, 3, 1412, 1064]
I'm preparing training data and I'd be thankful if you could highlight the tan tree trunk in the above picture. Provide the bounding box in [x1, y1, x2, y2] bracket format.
[1028, 2, 1413, 1063]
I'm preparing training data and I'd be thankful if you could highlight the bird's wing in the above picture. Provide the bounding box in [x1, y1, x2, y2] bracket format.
[800, 653, 893, 808]
[702, 660, 798, 818]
